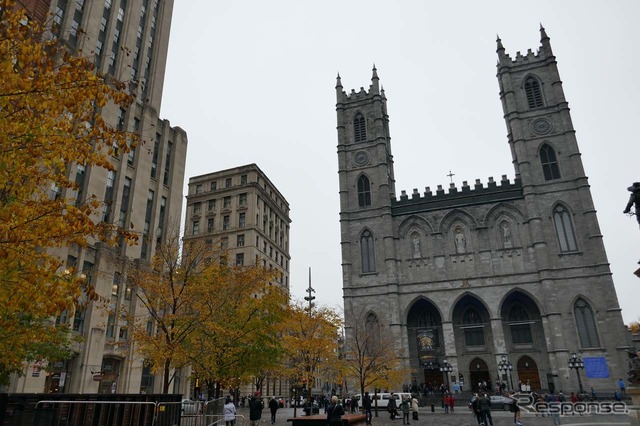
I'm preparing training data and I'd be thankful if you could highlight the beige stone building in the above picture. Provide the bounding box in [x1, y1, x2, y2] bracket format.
[338, 28, 631, 395]
[184, 164, 291, 291]
[8, 0, 188, 394]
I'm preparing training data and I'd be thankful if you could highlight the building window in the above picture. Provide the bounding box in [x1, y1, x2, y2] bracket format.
[239, 193, 247, 205]
[462, 309, 485, 347]
[208, 199, 216, 210]
[223, 215, 230, 230]
[210, 181, 217, 191]
[106, 314, 115, 338]
[357, 175, 371, 208]
[237, 234, 245, 247]
[221, 237, 228, 249]
[195, 184, 202, 194]
[524, 77, 544, 108]
[236, 253, 244, 266]
[508, 305, 533, 344]
[240, 174, 248, 184]
[207, 218, 214, 233]
[239, 212, 246, 228]
[574, 299, 600, 348]
[225, 178, 232, 188]
[360, 230, 376, 273]
[192, 221, 200, 235]
[354, 112, 366, 142]
[223, 196, 231, 209]
[553, 204, 577, 252]
[193, 202, 201, 215]
[540, 143, 561, 180]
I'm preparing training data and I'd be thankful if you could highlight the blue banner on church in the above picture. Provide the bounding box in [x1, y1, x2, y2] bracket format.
[583, 357, 609, 379]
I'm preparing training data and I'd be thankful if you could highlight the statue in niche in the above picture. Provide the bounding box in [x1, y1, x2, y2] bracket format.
[501, 223, 513, 248]
[454, 228, 466, 254]
[412, 234, 421, 258]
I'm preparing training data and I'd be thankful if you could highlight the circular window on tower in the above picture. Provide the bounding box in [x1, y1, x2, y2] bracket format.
[353, 150, 370, 167]
[531, 118, 553, 135]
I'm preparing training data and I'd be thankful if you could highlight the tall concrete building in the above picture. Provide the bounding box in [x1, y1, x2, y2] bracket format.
[337, 28, 631, 394]
[184, 164, 291, 292]
[9, 0, 188, 394]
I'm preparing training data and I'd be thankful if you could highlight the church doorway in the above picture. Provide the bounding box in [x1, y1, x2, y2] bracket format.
[423, 368, 443, 389]
[469, 358, 491, 392]
[516, 356, 541, 391]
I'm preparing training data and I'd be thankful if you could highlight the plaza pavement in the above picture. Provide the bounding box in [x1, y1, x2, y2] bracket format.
[234, 405, 636, 426]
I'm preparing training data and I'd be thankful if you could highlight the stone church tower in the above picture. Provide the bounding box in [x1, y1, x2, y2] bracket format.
[337, 28, 630, 394]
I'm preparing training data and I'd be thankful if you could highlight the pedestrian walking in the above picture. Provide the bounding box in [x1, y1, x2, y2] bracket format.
[326, 396, 345, 426]
[362, 392, 373, 425]
[388, 393, 398, 420]
[410, 394, 419, 421]
[249, 391, 264, 426]
[478, 393, 493, 426]
[269, 397, 279, 424]
[400, 396, 410, 425]
[224, 396, 237, 426]
[619, 378, 626, 396]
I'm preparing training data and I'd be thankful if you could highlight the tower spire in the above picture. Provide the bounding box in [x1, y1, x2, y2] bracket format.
[496, 34, 508, 64]
[336, 72, 344, 101]
[370, 64, 380, 94]
[539, 24, 553, 55]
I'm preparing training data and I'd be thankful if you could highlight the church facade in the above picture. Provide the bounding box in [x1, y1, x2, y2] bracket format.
[337, 28, 630, 394]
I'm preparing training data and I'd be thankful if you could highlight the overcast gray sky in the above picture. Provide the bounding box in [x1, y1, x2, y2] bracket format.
[161, 1, 640, 324]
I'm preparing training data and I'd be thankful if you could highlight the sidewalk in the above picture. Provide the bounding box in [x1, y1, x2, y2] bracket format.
[235, 405, 635, 426]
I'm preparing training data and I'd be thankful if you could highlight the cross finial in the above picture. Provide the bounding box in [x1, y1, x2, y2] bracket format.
[447, 170, 455, 183]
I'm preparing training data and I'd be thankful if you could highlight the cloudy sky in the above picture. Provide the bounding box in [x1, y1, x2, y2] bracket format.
[161, 1, 639, 323]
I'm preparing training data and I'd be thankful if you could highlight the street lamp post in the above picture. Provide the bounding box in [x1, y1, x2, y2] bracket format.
[497, 355, 514, 392]
[568, 352, 585, 395]
[439, 359, 453, 390]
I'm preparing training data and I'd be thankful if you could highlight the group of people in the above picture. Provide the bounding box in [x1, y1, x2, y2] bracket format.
[223, 391, 267, 426]
[469, 393, 499, 426]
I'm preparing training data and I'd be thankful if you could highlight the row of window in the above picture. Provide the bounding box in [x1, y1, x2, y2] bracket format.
[194, 174, 248, 194]
[191, 193, 248, 215]
[359, 203, 577, 273]
[350, 77, 544, 145]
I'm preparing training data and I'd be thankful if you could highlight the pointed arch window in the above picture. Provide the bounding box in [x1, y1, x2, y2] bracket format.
[553, 204, 577, 252]
[574, 299, 600, 348]
[354, 113, 367, 142]
[357, 175, 371, 208]
[525, 77, 544, 108]
[360, 230, 376, 273]
[462, 308, 485, 347]
[540, 144, 561, 180]
[508, 304, 533, 344]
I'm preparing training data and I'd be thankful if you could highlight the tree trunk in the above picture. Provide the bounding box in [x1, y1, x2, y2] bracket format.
[163, 357, 171, 393]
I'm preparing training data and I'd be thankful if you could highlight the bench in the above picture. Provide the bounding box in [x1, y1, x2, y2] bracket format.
[287, 413, 366, 426]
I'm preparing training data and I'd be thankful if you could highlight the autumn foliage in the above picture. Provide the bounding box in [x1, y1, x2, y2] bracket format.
[0, 0, 136, 382]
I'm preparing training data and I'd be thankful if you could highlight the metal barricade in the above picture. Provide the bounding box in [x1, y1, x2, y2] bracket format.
[34, 400, 166, 426]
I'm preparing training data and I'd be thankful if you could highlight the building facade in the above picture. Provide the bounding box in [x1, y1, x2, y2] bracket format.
[337, 29, 631, 394]
[8, 0, 189, 394]
[184, 164, 291, 292]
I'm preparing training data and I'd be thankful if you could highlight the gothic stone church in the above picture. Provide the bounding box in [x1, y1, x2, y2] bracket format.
[337, 28, 630, 393]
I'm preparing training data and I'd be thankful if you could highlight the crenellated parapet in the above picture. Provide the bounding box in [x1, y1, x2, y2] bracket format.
[391, 175, 523, 214]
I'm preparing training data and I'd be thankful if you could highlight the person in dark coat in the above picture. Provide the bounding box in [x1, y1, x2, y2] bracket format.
[268, 397, 279, 424]
[249, 391, 264, 426]
[478, 393, 493, 426]
[362, 392, 372, 425]
[326, 396, 345, 426]
[624, 182, 640, 230]
[387, 394, 398, 420]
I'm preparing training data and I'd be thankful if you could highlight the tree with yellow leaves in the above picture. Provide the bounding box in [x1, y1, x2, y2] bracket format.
[0, 0, 137, 383]
[282, 302, 342, 401]
[127, 224, 289, 395]
[343, 305, 410, 399]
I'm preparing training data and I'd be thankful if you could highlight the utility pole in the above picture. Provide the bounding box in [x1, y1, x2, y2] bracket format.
[304, 267, 316, 312]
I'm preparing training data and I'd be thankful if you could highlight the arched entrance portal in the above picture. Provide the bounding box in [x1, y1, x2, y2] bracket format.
[406, 299, 444, 387]
[516, 356, 541, 391]
[469, 358, 490, 392]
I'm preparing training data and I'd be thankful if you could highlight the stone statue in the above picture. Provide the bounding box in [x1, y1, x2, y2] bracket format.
[412, 235, 421, 258]
[502, 224, 512, 248]
[454, 231, 466, 254]
[628, 351, 640, 385]
[623, 182, 640, 230]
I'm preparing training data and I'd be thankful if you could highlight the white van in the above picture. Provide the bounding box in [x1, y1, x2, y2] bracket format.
[354, 392, 412, 409]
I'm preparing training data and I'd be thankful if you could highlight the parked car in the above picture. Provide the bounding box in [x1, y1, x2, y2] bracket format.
[181, 399, 197, 415]
[490, 395, 516, 410]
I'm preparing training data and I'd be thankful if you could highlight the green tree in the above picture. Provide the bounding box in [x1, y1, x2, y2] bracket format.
[0, 0, 136, 383]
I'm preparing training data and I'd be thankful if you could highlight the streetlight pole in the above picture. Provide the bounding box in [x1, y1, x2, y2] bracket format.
[498, 355, 514, 392]
[568, 352, 585, 395]
[439, 359, 453, 391]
